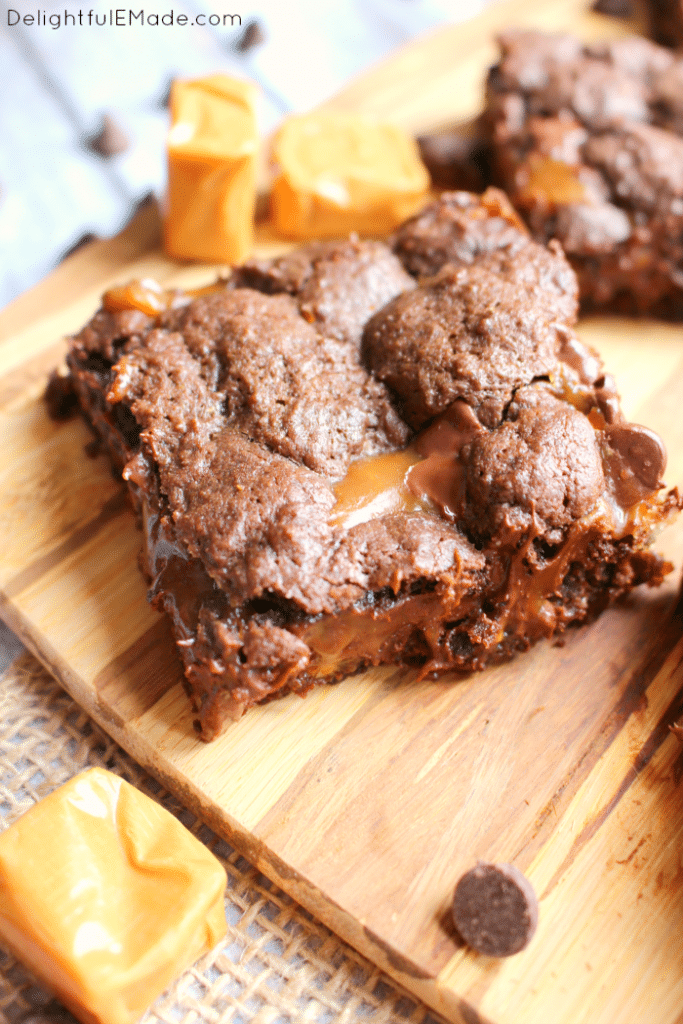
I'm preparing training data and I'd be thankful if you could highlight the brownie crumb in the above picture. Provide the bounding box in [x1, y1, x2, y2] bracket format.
[452, 862, 539, 957]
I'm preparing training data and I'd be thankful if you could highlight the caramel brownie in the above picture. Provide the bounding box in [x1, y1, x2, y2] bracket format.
[486, 30, 683, 315]
[63, 194, 679, 740]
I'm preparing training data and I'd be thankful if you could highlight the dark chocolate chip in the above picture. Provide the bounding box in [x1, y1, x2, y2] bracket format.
[87, 114, 129, 158]
[451, 862, 538, 957]
[606, 422, 667, 491]
[591, 0, 634, 17]
[158, 77, 173, 109]
[234, 18, 266, 53]
[132, 190, 156, 215]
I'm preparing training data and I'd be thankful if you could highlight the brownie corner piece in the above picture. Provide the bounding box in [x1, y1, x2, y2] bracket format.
[64, 195, 680, 740]
[485, 28, 683, 316]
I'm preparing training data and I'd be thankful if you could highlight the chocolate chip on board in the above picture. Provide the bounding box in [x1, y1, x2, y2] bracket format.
[452, 862, 539, 956]
[234, 18, 266, 52]
[88, 114, 129, 158]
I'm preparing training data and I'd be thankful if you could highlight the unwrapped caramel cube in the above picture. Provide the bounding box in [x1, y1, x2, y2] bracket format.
[0, 768, 227, 1024]
[271, 111, 430, 239]
[164, 74, 258, 263]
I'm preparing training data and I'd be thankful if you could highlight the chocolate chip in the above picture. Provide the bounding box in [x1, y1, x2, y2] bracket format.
[451, 862, 538, 957]
[591, 0, 634, 17]
[607, 422, 667, 491]
[88, 114, 129, 158]
[158, 77, 173, 109]
[234, 18, 266, 53]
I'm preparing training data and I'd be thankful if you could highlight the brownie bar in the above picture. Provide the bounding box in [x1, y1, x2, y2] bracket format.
[64, 194, 679, 740]
[486, 30, 683, 315]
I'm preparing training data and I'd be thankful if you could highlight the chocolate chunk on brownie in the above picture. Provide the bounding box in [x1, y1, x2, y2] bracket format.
[486, 30, 683, 315]
[64, 191, 680, 739]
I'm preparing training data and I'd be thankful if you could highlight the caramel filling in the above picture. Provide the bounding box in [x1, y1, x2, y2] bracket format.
[301, 590, 479, 679]
[136, 431, 675, 716]
[330, 449, 430, 528]
[330, 400, 483, 527]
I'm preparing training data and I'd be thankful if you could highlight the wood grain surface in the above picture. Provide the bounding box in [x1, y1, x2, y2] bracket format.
[3, 2, 683, 1023]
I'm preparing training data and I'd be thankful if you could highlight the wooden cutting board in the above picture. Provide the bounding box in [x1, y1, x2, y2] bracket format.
[4, 1, 683, 1022]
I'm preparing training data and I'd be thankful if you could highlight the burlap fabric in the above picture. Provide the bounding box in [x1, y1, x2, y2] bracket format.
[0, 653, 445, 1024]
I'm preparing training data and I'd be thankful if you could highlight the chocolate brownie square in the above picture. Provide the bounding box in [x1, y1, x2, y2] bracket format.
[64, 192, 679, 740]
[486, 30, 683, 315]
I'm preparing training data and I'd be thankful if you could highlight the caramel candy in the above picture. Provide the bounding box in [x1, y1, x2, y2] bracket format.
[164, 74, 258, 264]
[271, 111, 430, 239]
[0, 768, 227, 1024]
